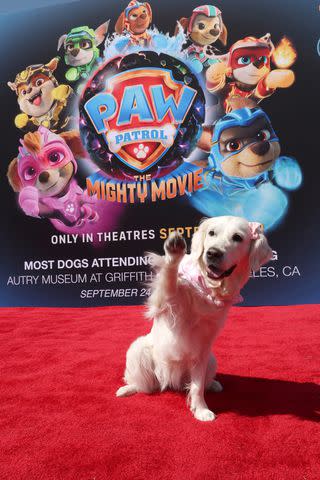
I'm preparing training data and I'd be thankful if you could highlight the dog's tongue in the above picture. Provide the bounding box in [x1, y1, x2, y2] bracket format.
[33, 94, 42, 106]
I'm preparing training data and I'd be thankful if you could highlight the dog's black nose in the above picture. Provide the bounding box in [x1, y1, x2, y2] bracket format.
[206, 248, 224, 261]
[250, 141, 270, 156]
[71, 48, 80, 57]
[253, 58, 265, 69]
[210, 28, 220, 37]
[39, 171, 50, 183]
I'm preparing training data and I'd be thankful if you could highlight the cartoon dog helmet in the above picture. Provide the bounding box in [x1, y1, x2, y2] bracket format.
[209, 107, 278, 179]
[188, 5, 222, 33]
[8, 58, 59, 92]
[227, 34, 274, 73]
[125, 0, 150, 18]
[63, 26, 100, 59]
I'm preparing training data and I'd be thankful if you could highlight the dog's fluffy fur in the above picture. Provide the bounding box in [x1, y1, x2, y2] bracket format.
[116, 216, 272, 421]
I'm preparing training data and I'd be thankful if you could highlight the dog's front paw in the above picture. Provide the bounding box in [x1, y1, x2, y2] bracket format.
[194, 408, 216, 422]
[164, 232, 186, 259]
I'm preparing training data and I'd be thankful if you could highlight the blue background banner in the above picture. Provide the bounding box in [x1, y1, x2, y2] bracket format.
[0, 0, 318, 306]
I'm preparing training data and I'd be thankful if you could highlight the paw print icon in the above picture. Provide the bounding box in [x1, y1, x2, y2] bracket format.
[65, 202, 75, 214]
[134, 144, 150, 159]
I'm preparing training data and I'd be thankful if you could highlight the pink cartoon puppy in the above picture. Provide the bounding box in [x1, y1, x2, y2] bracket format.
[7, 126, 98, 228]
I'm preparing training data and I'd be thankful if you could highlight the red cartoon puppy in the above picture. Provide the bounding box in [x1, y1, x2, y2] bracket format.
[206, 34, 295, 112]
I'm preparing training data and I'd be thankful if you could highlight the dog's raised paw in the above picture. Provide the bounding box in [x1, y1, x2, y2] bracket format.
[194, 408, 216, 422]
[164, 232, 186, 257]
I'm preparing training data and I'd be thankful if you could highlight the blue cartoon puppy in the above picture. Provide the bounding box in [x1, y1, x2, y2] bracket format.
[191, 99, 302, 230]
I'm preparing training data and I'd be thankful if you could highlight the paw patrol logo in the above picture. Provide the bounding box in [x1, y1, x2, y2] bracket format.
[84, 67, 197, 172]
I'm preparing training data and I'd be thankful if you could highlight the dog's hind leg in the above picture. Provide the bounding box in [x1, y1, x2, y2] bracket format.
[116, 334, 158, 397]
[116, 385, 138, 397]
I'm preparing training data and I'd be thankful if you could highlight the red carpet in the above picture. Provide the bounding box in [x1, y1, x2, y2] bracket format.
[0, 305, 319, 480]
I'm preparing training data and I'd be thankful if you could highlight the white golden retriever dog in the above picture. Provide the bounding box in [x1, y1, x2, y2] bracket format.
[116, 216, 272, 421]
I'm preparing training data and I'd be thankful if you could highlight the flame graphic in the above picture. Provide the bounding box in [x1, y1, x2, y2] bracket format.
[272, 37, 297, 69]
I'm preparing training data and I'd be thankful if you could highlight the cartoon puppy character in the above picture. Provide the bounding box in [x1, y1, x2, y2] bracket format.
[7, 127, 98, 229]
[206, 34, 295, 112]
[57, 22, 109, 82]
[115, 1, 152, 47]
[8, 58, 73, 133]
[191, 99, 302, 230]
[177, 5, 227, 72]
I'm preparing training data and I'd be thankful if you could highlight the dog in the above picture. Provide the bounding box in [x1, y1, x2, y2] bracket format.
[57, 22, 109, 83]
[7, 126, 98, 229]
[8, 58, 73, 132]
[115, 1, 152, 47]
[176, 5, 228, 72]
[206, 34, 295, 112]
[116, 216, 273, 421]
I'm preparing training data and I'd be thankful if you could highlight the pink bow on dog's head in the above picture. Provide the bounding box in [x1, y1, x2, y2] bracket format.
[249, 222, 263, 240]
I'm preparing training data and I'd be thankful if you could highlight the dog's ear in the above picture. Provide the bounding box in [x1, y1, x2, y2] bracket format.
[46, 57, 59, 72]
[219, 22, 228, 46]
[8, 81, 17, 92]
[145, 2, 152, 24]
[57, 34, 67, 51]
[249, 223, 273, 272]
[95, 20, 110, 46]
[115, 12, 126, 34]
[60, 130, 87, 159]
[175, 17, 189, 35]
[7, 158, 22, 192]
[190, 218, 210, 261]
[197, 125, 213, 152]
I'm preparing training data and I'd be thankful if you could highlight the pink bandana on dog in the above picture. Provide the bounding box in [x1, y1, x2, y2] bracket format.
[178, 256, 243, 308]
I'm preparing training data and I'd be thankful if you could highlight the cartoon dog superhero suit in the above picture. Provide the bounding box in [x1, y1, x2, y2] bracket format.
[57, 23, 109, 83]
[206, 35, 295, 113]
[8, 58, 73, 133]
[7, 127, 98, 230]
[190, 107, 302, 230]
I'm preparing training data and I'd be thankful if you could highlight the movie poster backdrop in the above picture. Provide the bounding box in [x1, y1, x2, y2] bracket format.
[0, 0, 318, 306]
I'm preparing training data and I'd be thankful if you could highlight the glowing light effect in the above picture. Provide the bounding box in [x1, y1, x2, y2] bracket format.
[272, 37, 297, 69]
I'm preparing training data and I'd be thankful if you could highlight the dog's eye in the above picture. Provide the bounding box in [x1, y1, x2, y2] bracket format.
[130, 13, 138, 19]
[66, 43, 74, 51]
[232, 234, 243, 243]
[21, 89, 27, 96]
[256, 129, 271, 142]
[238, 56, 251, 65]
[48, 151, 64, 164]
[23, 166, 37, 181]
[35, 78, 44, 87]
[198, 22, 206, 30]
[80, 40, 92, 49]
[226, 140, 242, 152]
[259, 55, 268, 64]
[208, 230, 215, 237]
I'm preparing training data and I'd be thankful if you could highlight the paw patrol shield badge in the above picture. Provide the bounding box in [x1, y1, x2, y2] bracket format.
[79, 52, 205, 180]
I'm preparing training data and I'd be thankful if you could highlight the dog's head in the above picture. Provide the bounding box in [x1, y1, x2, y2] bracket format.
[57, 22, 109, 67]
[178, 5, 227, 47]
[7, 127, 86, 198]
[191, 216, 272, 291]
[201, 102, 281, 179]
[8, 58, 60, 118]
[115, 1, 152, 35]
[227, 34, 274, 86]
